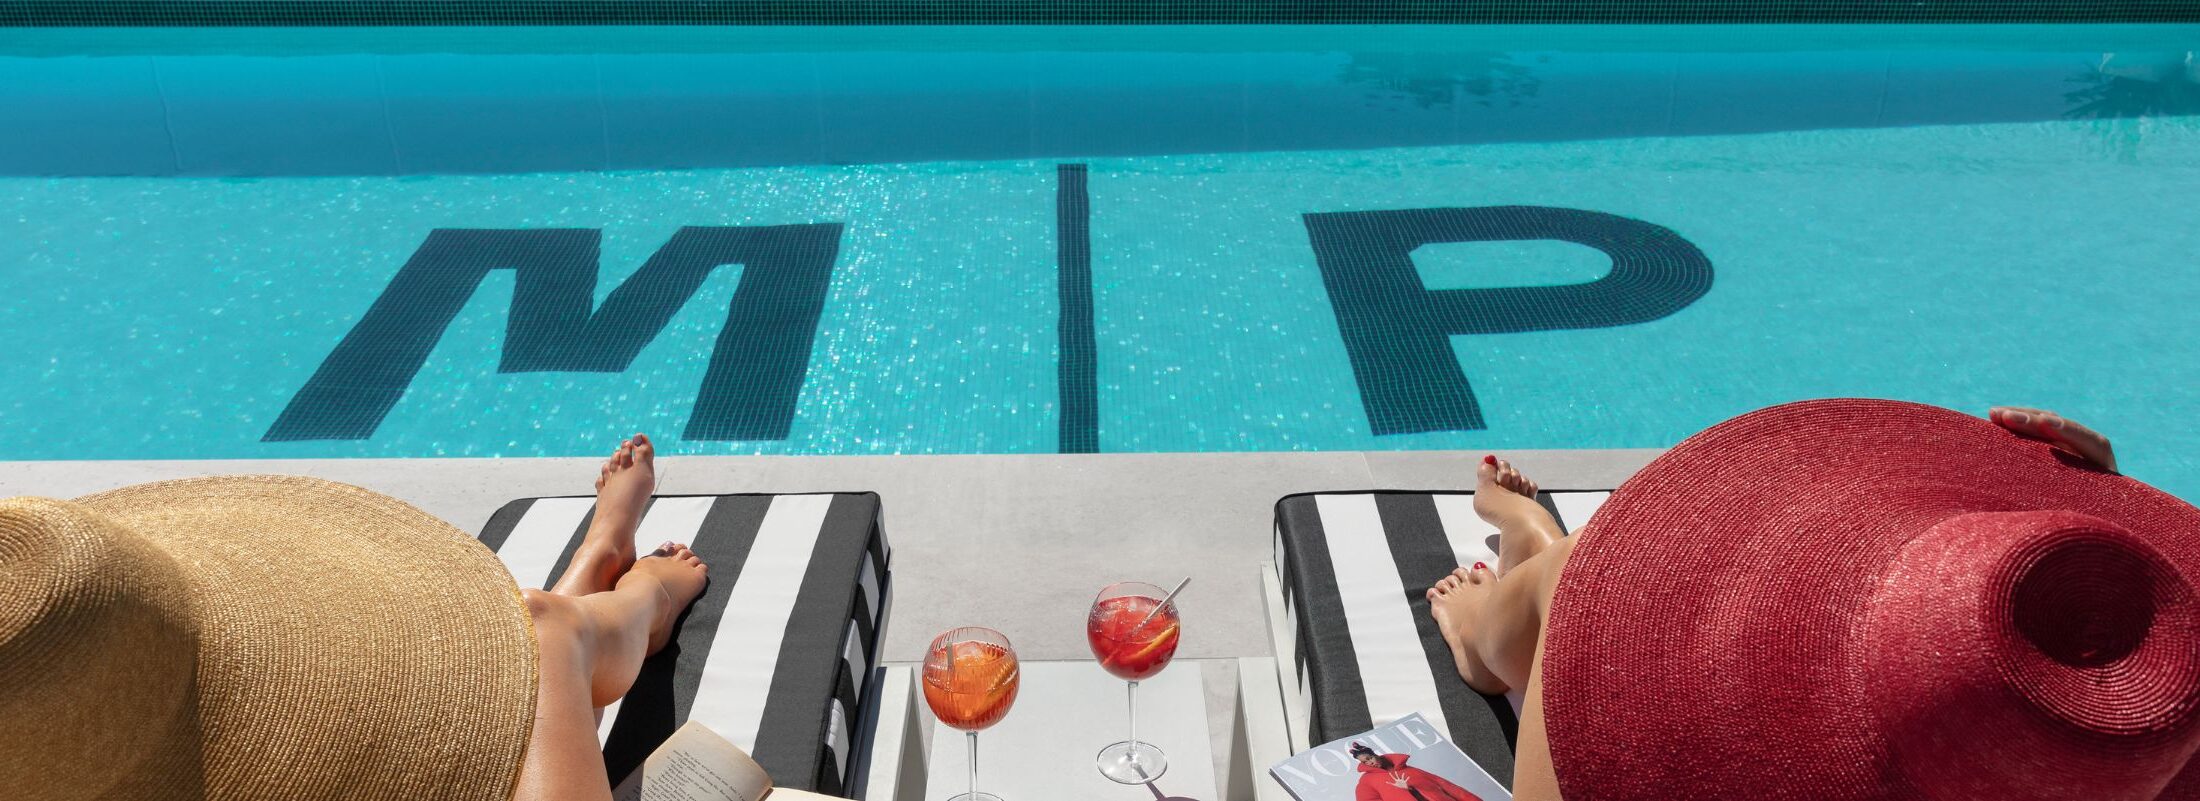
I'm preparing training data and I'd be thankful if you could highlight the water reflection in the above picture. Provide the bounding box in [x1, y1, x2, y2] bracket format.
[1337, 51, 1544, 109]
[2064, 51, 2200, 160]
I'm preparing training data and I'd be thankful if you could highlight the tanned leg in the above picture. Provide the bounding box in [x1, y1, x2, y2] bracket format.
[1421, 456, 1581, 798]
[1428, 456, 1571, 693]
[1507, 534, 1577, 801]
[1474, 456, 1564, 575]
[514, 589, 623, 801]
[513, 545, 708, 801]
[1511, 646, 1562, 801]
[551, 434, 657, 597]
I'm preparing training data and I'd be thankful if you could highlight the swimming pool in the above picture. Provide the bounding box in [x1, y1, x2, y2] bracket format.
[2, 25, 2196, 499]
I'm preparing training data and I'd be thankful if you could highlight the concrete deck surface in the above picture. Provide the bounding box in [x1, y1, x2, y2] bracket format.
[1, 449, 1659, 663]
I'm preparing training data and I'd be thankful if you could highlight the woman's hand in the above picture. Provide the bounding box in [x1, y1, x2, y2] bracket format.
[1989, 406, 2117, 473]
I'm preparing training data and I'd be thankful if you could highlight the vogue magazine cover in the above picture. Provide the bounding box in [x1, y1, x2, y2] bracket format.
[1269, 713, 1510, 801]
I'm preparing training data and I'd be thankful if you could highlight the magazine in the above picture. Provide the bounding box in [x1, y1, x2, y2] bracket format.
[611, 721, 846, 801]
[1268, 713, 1511, 801]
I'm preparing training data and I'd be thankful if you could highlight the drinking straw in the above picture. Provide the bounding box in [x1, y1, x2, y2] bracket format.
[1136, 577, 1192, 630]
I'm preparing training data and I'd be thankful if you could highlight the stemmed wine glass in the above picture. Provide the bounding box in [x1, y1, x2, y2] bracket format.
[923, 627, 1020, 801]
[1087, 581, 1182, 783]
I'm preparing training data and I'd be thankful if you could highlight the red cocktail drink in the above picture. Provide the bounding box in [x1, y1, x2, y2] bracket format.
[1088, 595, 1181, 681]
[1088, 581, 1183, 784]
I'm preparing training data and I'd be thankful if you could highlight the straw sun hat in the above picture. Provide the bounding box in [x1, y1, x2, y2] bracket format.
[1543, 399, 2200, 801]
[1, 475, 536, 800]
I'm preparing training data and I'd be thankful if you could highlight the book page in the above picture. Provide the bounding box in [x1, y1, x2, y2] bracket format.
[612, 721, 775, 801]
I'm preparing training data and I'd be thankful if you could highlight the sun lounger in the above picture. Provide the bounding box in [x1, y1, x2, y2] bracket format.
[1261, 489, 1610, 788]
[479, 493, 891, 795]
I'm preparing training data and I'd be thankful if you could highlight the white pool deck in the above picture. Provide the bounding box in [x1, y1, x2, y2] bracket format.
[0, 448, 1658, 791]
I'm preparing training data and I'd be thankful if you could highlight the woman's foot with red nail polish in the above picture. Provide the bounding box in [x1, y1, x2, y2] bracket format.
[1473, 457, 1543, 527]
[1427, 562, 1508, 695]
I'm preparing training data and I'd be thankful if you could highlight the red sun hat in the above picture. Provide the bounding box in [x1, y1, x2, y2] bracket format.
[1541, 398, 2200, 801]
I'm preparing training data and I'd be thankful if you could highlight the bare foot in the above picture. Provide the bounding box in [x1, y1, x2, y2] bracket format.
[1990, 407, 2117, 473]
[1427, 564, 1509, 695]
[1471, 455, 1543, 527]
[552, 433, 657, 596]
[1473, 455, 1566, 573]
[617, 542, 709, 655]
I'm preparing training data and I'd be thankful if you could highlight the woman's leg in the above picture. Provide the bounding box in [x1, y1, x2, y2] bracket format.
[1510, 647, 1562, 801]
[512, 589, 624, 801]
[548, 433, 658, 728]
[552, 434, 656, 597]
[1507, 533, 1576, 801]
[513, 549, 708, 801]
[1475, 456, 1565, 575]
[511, 433, 706, 801]
[1427, 458, 1579, 799]
[1427, 457, 1569, 693]
[1429, 536, 1575, 800]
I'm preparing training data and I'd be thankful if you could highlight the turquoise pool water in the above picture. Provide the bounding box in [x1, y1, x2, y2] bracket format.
[2, 26, 2196, 499]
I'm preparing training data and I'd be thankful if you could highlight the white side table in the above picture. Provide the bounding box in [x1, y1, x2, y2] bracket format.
[921, 660, 1219, 800]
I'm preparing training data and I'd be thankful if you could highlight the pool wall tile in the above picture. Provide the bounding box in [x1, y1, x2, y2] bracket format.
[378, 54, 609, 174]
[1880, 51, 2081, 127]
[597, 53, 829, 169]
[1454, 52, 1674, 142]
[1243, 63, 1462, 153]
[155, 55, 396, 175]
[1664, 52, 1891, 136]
[0, 56, 176, 175]
[815, 53, 1039, 165]
[0, 46, 2188, 177]
[1028, 52, 1255, 158]
[5, 0, 2197, 25]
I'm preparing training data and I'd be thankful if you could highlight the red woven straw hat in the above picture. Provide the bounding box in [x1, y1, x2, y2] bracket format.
[1542, 398, 2200, 801]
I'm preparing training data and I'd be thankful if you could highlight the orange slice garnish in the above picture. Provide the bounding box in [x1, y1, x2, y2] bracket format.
[1127, 624, 1179, 662]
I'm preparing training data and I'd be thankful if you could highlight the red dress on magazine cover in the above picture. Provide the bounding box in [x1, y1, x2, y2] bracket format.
[1353, 754, 1483, 801]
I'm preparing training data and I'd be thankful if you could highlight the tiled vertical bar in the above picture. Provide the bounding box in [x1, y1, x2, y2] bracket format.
[1056, 163, 1098, 454]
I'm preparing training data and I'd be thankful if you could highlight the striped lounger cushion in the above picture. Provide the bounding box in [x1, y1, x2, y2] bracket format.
[1272, 489, 1610, 788]
[479, 493, 890, 795]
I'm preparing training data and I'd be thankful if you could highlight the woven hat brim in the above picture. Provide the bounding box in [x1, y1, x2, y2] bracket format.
[1540, 399, 2200, 801]
[76, 475, 537, 801]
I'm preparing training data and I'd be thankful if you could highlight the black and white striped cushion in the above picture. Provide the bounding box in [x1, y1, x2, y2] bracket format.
[479, 493, 891, 794]
[1272, 490, 1610, 788]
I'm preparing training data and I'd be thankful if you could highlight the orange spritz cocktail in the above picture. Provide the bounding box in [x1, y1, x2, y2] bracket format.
[924, 627, 1018, 801]
[1088, 594, 1181, 681]
[922, 638, 1021, 731]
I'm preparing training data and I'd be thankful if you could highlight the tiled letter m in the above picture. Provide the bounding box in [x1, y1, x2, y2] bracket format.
[266, 225, 842, 442]
[1305, 206, 1711, 435]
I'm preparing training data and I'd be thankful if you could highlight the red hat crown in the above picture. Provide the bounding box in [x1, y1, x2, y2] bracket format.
[1865, 510, 2200, 801]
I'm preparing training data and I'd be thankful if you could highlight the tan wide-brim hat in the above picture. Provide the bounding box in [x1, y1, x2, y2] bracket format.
[0, 475, 537, 801]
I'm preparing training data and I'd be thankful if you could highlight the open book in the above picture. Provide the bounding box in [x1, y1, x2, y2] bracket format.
[1269, 713, 1510, 801]
[612, 721, 846, 801]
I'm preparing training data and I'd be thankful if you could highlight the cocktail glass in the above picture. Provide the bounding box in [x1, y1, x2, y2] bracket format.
[923, 627, 1020, 801]
[1088, 581, 1181, 784]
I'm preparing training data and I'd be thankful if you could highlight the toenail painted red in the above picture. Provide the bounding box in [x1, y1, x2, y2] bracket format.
[1483, 454, 1497, 465]
[1473, 562, 1487, 571]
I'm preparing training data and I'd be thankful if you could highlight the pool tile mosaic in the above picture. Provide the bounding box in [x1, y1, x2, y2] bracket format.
[3, 26, 2197, 506]
[4, 0, 2198, 25]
